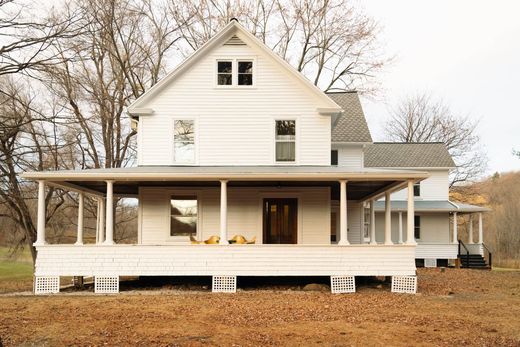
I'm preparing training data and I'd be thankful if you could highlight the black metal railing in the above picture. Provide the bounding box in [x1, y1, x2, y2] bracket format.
[458, 239, 470, 267]
[482, 243, 493, 268]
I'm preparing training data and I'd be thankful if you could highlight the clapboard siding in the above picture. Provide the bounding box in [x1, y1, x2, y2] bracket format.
[374, 213, 450, 244]
[34, 244, 416, 276]
[390, 170, 450, 200]
[335, 145, 364, 169]
[140, 187, 330, 245]
[415, 244, 458, 259]
[138, 40, 331, 166]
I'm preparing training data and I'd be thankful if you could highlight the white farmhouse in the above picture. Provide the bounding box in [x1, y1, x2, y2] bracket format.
[23, 20, 489, 294]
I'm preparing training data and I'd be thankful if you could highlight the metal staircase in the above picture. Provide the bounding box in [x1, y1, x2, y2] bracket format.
[458, 240, 492, 269]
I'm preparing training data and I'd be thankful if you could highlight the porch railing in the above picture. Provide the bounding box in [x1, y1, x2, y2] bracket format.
[458, 239, 470, 266]
[482, 243, 493, 268]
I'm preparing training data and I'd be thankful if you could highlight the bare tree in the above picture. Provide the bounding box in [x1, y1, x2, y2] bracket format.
[384, 93, 487, 186]
[166, 0, 388, 94]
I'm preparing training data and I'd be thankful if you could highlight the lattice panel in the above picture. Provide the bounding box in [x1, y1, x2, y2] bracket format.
[424, 258, 437, 268]
[330, 275, 356, 293]
[212, 275, 237, 293]
[391, 275, 417, 294]
[95, 276, 119, 294]
[34, 276, 60, 295]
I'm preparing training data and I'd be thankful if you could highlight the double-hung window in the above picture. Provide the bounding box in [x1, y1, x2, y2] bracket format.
[173, 120, 195, 164]
[217, 61, 233, 85]
[238, 61, 253, 85]
[170, 196, 198, 237]
[275, 120, 296, 162]
[413, 182, 421, 197]
[414, 215, 421, 239]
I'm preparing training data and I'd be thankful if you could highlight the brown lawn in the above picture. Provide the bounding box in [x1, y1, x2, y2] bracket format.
[1, 268, 520, 346]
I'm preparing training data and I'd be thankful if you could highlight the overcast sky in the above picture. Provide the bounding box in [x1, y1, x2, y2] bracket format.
[359, 0, 520, 176]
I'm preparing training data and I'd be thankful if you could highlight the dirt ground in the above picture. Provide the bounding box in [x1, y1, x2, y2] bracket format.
[1, 269, 520, 347]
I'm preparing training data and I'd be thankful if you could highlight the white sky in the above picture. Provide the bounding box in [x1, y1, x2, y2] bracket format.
[359, 0, 520, 175]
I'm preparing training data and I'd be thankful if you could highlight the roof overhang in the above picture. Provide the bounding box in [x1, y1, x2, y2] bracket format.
[373, 200, 490, 213]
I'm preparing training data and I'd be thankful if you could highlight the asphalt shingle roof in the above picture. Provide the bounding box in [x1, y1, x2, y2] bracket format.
[327, 92, 372, 143]
[364, 142, 456, 168]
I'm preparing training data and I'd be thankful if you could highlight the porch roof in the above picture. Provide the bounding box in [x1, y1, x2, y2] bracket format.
[22, 166, 429, 201]
[373, 200, 490, 213]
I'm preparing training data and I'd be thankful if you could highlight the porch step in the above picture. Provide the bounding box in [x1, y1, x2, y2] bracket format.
[458, 254, 490, 269]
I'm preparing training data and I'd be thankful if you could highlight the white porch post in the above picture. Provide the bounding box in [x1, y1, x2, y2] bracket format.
[468, 214, 474, 244]
[478, 212, 483, 244]
[104, 181, 114, 245]
[34, 180, 46, 246]
[452, 212, 458, 244]
[75, 192, 84, 245]
[406, 179, 416, 245]
[384, 191, 392, 245]
[338, 180, 349, 245]
[219, 180, 229, 245]
[369, 199, 376, 245]
[398, 211, 403, 244]
[99, 198, 106, 244]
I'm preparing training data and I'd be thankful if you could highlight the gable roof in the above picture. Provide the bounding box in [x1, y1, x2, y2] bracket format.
[327, 92, 372, 143]
[364, 142, 456, 168]
[128, 20, 341, 114]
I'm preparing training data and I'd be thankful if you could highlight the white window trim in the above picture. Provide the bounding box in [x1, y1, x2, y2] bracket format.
[214, 57, 257, 89]
[172, 117, 198, 165]
[273, 116, 299, 165]
[167, 190, 201, 243]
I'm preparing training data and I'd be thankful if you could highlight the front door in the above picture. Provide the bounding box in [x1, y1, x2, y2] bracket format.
[263, 198, 298, 244]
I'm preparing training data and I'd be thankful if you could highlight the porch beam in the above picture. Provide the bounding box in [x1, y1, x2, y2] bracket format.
[369, 200, 376, 245]
[360, 180, 407, 203]
[406, 180, 416, 245]
[46, 181, 104, 198]
[468, 214, 474, 244]
[478, 212, 483, 244]
[34, 180, 46, 246]
[384, 191, 392, 245]
[219, 180, 229, 245]
[75, 192, 84, 245]
[104, 181, 114, 245]
[338, 180, 349, 245]
[452, 212, 458, 244]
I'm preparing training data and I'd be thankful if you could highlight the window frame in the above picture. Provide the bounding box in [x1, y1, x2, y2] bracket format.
[237, 59, 254, 86]
[214, 57, 256, 88]
[413, 182, 421, 197]
[169, 194, 200, 241]
[172, 117, 198, 165]
[273, 118, 298, 164]
[414, 215, 421, 240]
[331, 149, 338, 166]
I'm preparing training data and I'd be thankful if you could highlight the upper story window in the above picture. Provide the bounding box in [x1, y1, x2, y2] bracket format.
[331, 150, 338, 165]
[414, 215, 421, 239]
[173, 120, 195, 163]
[275, 120, 295, 162]
[217, 61, 233, 85]
[216, 59, 254, 86]
[413, 182, 421, 197]
[238, 61, 253, 85]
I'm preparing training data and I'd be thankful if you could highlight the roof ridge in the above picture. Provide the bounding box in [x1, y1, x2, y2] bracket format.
[372, 142, 445, 145]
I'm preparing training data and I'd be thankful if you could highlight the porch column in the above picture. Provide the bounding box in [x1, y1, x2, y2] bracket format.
[34, 180, 46, 246]
[98, 197, 106, 244]
[219, 180, 229, 245]
[338, 180, 349, 245]
[468, 214, 474, 244]
[398, 211, 403, 244]
[104, 181, 114, 245]
[478, 212, 483, 244]
[452, 212, 458, 244]
[406, 179, 416, 245]
[75, 192, 84, 245]
[384, 191, 392, 245]
[369, 199, 376, 245]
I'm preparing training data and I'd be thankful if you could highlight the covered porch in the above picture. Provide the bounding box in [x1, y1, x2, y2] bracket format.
[23, 166, 428, 293]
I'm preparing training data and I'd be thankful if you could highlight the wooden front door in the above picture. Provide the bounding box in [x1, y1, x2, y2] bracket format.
[263, 198, 298, 244]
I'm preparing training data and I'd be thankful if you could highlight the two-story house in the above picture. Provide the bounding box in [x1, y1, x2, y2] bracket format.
[23, 20, 488, 295]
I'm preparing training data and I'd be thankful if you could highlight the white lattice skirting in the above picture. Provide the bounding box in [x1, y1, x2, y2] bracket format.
[94, 276, 119, 294]
[330, 275, 356, 293]
[391, 275, 417, 294]
[212, 275, 237, 293]
[424, 258, 437, 268]
[34, 276, 60, 295]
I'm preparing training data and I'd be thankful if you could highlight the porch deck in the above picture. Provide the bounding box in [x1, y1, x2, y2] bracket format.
[34, 244, 416, 277]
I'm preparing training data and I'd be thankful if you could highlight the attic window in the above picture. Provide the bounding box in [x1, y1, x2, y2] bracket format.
[217, 61, 233, 85]
[238, 61, 253, 85]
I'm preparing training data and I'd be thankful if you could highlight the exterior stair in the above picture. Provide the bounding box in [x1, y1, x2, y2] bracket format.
[459, 254, 490, 269]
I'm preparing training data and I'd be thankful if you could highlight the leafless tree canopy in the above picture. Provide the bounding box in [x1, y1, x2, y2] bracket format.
[384, 93, 487, 186]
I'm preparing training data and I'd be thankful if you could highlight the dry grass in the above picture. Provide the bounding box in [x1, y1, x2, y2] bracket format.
[1, 268, 520, 346]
